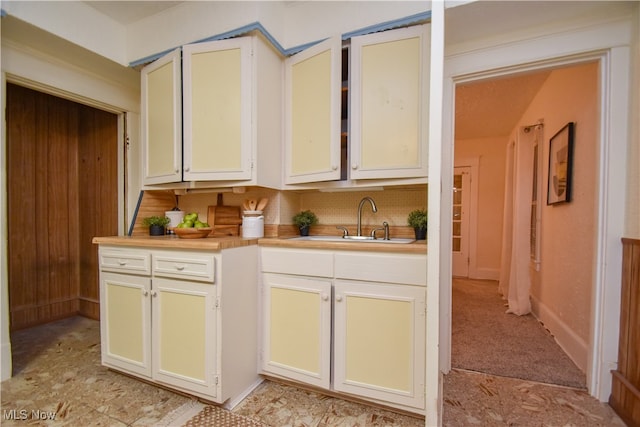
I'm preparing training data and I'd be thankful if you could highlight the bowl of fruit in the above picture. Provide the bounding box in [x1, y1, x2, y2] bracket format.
[173, 212, 212, 239]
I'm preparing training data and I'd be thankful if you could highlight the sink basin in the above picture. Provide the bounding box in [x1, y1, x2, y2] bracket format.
[289, 236, 416, 244]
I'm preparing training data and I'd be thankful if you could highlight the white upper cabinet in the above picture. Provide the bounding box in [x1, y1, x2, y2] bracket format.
[284, 36, 342, 184]
[142, 34, 282, 188]
[182, 38, 252, 182]
[141, 48, 182, 185]
[350, 25, 429, 180]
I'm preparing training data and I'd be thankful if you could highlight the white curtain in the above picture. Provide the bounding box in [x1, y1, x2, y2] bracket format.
[498, 127, 537, 315]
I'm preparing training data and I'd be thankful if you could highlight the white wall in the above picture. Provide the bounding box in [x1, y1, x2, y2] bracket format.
[2, 1, 128, 65]
[455, 136, 507, 279]
[523, 62, 599, 372]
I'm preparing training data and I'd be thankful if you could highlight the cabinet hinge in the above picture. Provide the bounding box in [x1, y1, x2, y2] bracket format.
[214, 375, 219, 385]
[215, 297, 220, 310]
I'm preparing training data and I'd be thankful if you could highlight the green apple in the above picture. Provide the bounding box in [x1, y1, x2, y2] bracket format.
[184, 212, 198, 222]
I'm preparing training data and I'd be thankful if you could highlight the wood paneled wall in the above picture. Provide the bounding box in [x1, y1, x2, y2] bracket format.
[130, 190, 177, 236]
[609, 238, 640, 427]
[6, 84, 118, 330]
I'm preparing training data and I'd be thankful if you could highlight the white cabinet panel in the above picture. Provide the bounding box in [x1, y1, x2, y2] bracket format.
[99, 248, 151, 276]
[152, 252, 215, 283]
[142, 48, 182, 184]
[350, 25, 429, 180]
[333, 280, 425, 409]
[183, 38, 252, 181]
[152, 277, 217, 397]
[262, 273, 332, 389]
[261, 248, 333, 277]
[334, 252, 427, 286]
[285, 36, 342, 184]
[100, 272, 151, 378]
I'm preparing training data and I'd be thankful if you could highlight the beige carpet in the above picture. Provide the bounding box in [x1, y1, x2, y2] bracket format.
[451, 278, 587, 389]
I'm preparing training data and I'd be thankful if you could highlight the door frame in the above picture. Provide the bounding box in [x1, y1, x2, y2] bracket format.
[452, 158, 479, 278]
[1, 44, 135, 379]
[439, 21, 631, 403]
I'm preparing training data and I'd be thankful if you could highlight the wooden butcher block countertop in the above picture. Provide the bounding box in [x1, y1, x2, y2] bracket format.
[93, 235, 426, 254]
[92, 235, 258, 251]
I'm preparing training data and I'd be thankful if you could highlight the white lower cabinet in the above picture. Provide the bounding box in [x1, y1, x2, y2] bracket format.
[99, 245, 258, 407]
[333, 280, 425, 409]
[260, 247, 426, 414]
[100, 271, 152, 378]
[262, 273, 331, 389]
[152, 277, 217, 397]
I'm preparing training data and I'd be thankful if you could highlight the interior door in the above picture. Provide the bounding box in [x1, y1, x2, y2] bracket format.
[452, 167, 471, 277]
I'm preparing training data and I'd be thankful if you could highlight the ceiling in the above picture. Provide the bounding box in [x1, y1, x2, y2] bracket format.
[84, 1, 183, 25]
[80, 1, 550, 139]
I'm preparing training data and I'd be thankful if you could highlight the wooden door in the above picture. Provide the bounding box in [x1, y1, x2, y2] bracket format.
[6, 83, 118, 330]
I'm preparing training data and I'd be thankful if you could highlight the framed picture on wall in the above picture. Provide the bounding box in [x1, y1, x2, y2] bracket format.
[547, 122, 575, 205]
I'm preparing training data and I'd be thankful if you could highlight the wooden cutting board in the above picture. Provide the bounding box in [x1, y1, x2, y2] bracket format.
[207, 194, 241, 236]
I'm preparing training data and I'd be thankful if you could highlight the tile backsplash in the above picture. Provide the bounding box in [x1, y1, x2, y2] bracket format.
[177, 185, 427, 228]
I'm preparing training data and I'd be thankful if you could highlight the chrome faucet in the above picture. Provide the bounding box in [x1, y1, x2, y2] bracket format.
[357, 197, 377, 237]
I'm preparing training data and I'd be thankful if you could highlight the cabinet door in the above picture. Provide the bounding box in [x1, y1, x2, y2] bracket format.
[284, 36, 342, 184]
[141, 48, 182, 184]
[350, 25, 429, 180]
[333, 280, 426, 409]
[262, 273, 332, 389]
[182, 38, 252, 181]
[152, 278, 218, 398]
[100, 272, 152, 378]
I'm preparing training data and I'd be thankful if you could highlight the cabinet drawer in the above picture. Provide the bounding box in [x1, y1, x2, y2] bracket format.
[100, 248, 151, 276]
[335, 252, 426, 286]
[261, 248, 333, 278]
[152, 253, 215, 283]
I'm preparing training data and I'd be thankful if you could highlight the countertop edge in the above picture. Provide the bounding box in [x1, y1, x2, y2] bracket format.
[92, 236, 427, 254]
[92, 236, 258, 250]
[257, 237, 427, 254]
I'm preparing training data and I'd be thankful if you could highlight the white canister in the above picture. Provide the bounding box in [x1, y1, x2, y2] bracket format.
[165, 210, 184, 228]
[242, 211, 264, 238]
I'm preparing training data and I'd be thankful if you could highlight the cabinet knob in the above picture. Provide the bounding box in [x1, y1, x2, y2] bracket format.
[174, 264, 185, 271]
[332, 165, 338, 171]
[336, 295, 343, 302]
[151, 291, 157, 297]
[142, 290, 149, 296]
[351, 163, 358, 170]
[117, 259, 127, 266]
[184, 167, 190, 172]
[322, 294, 329, 301]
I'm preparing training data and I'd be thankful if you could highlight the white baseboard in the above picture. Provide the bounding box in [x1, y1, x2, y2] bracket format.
[1, 341, 11, 381]
[223, 378, 264, 410]
[530, 296, 588, 372]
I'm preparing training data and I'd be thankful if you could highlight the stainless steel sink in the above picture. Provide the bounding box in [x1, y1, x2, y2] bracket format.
[289, 236, 416, 244]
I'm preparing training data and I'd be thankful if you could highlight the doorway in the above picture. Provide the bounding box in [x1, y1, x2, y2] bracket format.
[450, 61, 599, 388]
[6, 83, 119, 331]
